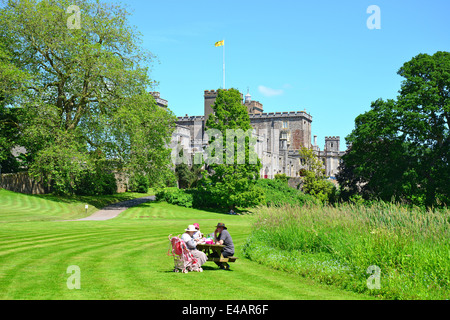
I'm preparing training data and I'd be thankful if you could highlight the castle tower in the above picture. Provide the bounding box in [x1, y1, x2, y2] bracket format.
[204, 90, 218, 121]
[325, 136, 340, 152]
[324, 136, 341, 177]
[204, 89, 244, 120]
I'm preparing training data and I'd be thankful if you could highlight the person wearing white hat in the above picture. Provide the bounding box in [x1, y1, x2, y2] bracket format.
[181, 225, 207, 272]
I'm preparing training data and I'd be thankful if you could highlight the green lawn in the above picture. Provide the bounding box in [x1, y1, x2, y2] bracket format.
[0, 189, 374, 300]
[0, 188, 155, 223]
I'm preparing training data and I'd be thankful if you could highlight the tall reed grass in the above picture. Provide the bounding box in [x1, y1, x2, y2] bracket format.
[243, 202, 450, 299]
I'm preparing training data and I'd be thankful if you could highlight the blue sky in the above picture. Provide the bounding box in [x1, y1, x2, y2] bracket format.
[123, 0, 450, 149]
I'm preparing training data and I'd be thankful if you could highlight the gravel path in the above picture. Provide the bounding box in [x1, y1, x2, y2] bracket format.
[74, 196, 155, 221]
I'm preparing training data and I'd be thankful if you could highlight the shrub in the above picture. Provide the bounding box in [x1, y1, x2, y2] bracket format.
[189, 188, 217, 209]
[129, 174, 150, 193]
[198, 168, 265, 209]
[157, 179, 319, 210]
[256, 178, 319, 207]
[274, 173, 289, 183]
[74, 169, 117, 196]
[156, 187, 193, 208]
[302, 171, 337, 203]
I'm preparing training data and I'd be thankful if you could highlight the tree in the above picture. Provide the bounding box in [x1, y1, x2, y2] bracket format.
[298, 146, 336, 203]
[299, 146, 325, 176]
[337, 52, 450, 207]
[0, 0, 176, 193]
[0, 105, 22, 173]
[337, 99, 418, 202]
[396, 52, 450, 206]
[0, 35, 30, 172]
[175, 163, 203, 189]
[199, 88, 264, 209]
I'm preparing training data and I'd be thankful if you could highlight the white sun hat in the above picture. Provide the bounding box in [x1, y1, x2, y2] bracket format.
[185, 225, 197, 232]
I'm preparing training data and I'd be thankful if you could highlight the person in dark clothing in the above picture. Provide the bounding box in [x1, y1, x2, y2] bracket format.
[213, 223, 234, 269]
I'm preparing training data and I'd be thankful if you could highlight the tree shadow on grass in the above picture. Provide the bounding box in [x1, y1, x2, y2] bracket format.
[201, 265, 234, 271]
[197, 206, 253, 216]
[160, 265, 233, 273]
[153, 200, 253, 216]
[31, 192, 154, 209]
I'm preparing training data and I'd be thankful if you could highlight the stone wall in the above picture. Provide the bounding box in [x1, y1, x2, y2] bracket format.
[114, 171, 130, 193]
[288, 177, 303, 190]
[1, 171, 130, 195]
[0, 172, 48, 194]
[114, 171, 129, 193]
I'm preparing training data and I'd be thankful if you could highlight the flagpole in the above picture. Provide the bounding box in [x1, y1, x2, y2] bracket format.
[223, 39, 225, 89]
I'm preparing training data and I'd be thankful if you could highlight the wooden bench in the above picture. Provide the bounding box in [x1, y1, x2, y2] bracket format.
[196, 243, 238, 268]
[208, 255, 238, 263]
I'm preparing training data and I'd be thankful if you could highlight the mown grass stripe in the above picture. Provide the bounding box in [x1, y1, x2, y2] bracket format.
[0, 190, 373, 300]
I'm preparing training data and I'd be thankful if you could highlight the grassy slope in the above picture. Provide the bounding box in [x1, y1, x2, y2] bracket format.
[0, 190, 373, 300]
[0, 189, 155, 223]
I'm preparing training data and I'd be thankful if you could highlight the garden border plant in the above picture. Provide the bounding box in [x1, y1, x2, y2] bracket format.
[243, 202, 450, 300]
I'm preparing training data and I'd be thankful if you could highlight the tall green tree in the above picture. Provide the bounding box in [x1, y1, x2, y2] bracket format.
[0, 0, 176, 193]
[0, 33, 30, 172]
[298, 146, 335, 203]
[396, 51, 450, 206]
[338, 52, 450, 207]
[199, 88, 264, 209]
[337, 99, 419, 202]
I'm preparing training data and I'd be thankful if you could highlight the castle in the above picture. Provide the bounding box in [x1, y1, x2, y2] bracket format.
[160, 89, 345, 179]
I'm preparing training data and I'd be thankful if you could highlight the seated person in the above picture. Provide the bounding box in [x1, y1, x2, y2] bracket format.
[192, 223, 203, 240]
[213, 222, 235, 269]
[181, 225, 208, 272]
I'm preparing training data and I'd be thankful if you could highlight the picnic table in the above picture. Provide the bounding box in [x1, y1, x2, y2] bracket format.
[196, 243, 238, 269]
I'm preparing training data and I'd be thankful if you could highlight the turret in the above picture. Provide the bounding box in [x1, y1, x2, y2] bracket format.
[325, 136, 340, 152]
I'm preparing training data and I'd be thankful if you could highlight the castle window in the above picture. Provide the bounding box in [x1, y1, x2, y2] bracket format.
[331, 143, 334, 148]
[282, 121, 288, 129]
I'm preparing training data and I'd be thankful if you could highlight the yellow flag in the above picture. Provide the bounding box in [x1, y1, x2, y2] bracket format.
[215, 40, 224, 47]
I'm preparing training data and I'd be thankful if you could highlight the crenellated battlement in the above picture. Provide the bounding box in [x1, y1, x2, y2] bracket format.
[204, 89, 235, 95]
[245, 100, 263, 108]
[249, 111, 312, 120]
[178, 110, 312, 122]
[177, 115, 205, 121]
[325, 136, 340, 140]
